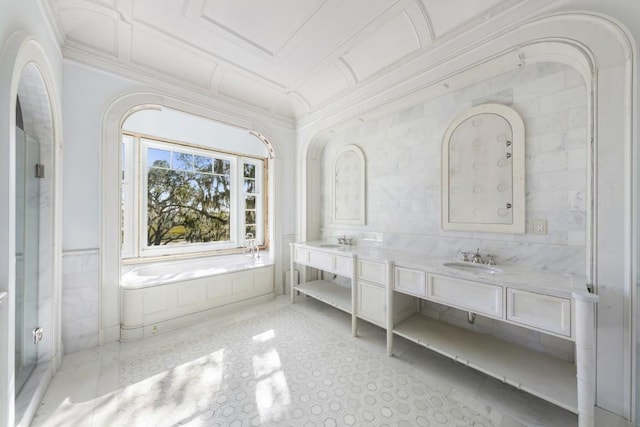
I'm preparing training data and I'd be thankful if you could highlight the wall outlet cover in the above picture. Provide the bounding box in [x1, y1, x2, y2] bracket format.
[532, 219, 547, 235]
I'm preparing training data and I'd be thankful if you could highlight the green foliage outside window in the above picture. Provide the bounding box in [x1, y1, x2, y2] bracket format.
[147, 150, 231, 246]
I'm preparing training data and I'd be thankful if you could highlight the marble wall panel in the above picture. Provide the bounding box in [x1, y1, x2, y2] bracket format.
[61, 250, 100, 353]
[320, 62, 588, 276]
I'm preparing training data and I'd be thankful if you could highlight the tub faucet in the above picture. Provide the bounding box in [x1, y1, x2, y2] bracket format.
[244, 233, 260, 261]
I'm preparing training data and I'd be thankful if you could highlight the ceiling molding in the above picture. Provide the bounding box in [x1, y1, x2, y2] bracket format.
[296, 0, 568, 129]
[62, 53, 296, 129]
[413, 0, 435, 42]
[46, 0, 565, 124]
[37, 0, 66, 53]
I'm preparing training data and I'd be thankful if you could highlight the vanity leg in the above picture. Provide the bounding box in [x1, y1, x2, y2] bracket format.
[289, 243, 295, 303]
[386, 261, 394, 357]
[351, 257, 357, 337]
[575, 296, 597, 427]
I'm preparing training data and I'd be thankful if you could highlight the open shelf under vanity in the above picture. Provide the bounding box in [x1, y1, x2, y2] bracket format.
[393, 313, 577, 413]
[294, 280, 352, 314]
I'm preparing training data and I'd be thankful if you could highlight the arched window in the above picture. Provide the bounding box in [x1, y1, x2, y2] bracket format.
[120, 107, 268, 259]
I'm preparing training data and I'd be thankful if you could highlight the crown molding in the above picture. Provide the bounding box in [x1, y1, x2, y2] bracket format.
[296, 0, 567, 131]
[37, 0, 65, 57]
[62, 48, 296, 129]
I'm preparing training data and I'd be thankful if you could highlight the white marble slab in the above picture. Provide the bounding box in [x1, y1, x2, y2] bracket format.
[296, 241, 588, 299]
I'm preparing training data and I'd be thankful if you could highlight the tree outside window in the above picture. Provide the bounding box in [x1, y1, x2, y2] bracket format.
[121, 134, 265, 259]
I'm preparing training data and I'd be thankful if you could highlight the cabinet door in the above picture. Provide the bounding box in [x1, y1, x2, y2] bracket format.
[357, 281, 386, 326]
[358, 259, 386, 285]
[428, 274, 503, 319]
[506, 289, 571, 337]
[307, 250, 333, 271]
[394, 266, 427, 297]
[333, 255, 353, 277]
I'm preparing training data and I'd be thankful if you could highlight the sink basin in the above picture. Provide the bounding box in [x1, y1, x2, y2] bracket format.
[319, 244, 341, 248]
[443, 262, 502, 274]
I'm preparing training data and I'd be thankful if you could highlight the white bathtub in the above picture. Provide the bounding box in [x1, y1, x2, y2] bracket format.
[122, 255, 272, 288]
[120, 255, 274, 341]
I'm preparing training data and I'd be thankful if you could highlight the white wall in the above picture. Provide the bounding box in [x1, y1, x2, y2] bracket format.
[61, 61, 138, 352]
[318, 62, 585, 361]
[297, 4, 638, 422]
[123, 108, 270, 158]
[61, 59, 297, 352]
[1, 0, 638, 426]
[321, 62, 587, 274]
[0, 0, 64, 425]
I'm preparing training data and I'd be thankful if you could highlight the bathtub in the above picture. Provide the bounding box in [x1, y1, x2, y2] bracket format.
[120, 254, 274, 341]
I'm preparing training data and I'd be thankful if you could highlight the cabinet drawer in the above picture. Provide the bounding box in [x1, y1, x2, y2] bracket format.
[308, 250, 333, 271]
[394, 266, 427, 297]
[428, 274, 503, 319]
[334, 255, 353, 277]
[358, 259, 386, 285]
[507, 289, 571, 337]
[293, 247, 309, 264]
[357, 281, 386, 326]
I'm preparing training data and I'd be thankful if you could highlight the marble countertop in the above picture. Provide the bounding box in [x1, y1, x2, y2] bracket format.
[294, 241, 595, 301]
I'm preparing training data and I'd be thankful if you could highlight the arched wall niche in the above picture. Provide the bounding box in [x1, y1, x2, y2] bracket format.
[0, 34, 63, 427]
[299, 12, 634, 422]
[100, 92, 283, 345]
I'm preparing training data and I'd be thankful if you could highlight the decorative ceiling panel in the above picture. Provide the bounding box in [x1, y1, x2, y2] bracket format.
[420, 0, 506, 38]
[341, 11, 422, 81]
[57, 6, 118, 56]
[131, 27, 217, 88]
[45, 0, 541, 123]
[217, 71, 285, 112]
[295, 64, 351, 108]
[199, 0, 326, 57]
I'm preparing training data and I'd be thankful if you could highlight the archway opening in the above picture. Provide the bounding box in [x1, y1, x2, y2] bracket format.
[119, 106, 272, 261]
[14, 61, 56, 424]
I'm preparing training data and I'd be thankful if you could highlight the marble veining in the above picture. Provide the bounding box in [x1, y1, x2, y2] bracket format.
[62, 250, 101, 353]
[320, 62, 587, 277]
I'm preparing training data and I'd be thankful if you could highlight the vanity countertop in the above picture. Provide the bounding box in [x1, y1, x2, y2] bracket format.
[294, 241, 595, 301]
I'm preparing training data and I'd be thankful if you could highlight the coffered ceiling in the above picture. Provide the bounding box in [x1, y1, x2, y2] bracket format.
[44, 0, 555, 125]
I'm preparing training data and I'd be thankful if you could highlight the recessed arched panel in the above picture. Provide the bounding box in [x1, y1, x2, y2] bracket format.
[442, 103, 525, 233]
[332, 144, 366, 225]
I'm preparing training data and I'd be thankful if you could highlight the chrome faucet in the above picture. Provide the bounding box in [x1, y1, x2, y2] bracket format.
[460, 249, 496, 265]
[337, 235, 354, 246]
[471, 249, 484, 264]
[457, 251, 471, 262]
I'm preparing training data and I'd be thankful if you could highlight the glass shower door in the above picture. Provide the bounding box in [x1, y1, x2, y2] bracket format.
[15, 127, 40, 395]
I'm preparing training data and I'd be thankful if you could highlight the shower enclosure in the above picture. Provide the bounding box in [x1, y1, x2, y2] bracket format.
[15, 113, 41, 395]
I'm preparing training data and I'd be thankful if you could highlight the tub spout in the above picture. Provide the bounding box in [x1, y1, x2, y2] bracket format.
[244, 233, 260, 261]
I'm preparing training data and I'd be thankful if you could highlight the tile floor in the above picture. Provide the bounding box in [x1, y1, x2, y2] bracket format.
[31, 296, 581, 426]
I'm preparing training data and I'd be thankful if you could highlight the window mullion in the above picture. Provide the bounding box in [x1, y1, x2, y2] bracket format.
[122, 133, 266, 259]
[134, 137, 142, 257]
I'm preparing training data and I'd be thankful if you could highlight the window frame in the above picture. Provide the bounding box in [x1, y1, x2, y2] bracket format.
[121, 131, 267, 261]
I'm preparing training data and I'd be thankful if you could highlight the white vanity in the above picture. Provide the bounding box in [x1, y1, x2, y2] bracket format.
[290, 241, 598, 426]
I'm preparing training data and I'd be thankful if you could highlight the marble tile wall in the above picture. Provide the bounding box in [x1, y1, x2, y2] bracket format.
[61, 250, 100, 353]
[321, 62, 588, 276]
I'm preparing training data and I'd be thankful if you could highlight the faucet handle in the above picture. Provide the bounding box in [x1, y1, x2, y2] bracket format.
[486, 255, 497, 265]
[457, 251, 470, 262]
